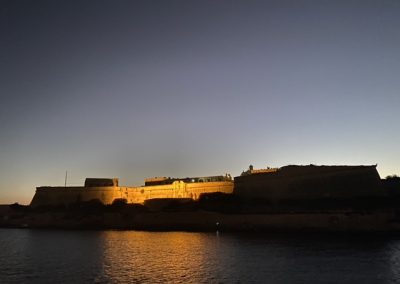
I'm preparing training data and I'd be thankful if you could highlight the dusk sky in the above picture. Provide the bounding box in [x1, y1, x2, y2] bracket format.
[1, 0, 400, 204]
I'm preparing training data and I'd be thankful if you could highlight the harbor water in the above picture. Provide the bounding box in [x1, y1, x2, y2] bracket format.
[1, 229, 400, 283]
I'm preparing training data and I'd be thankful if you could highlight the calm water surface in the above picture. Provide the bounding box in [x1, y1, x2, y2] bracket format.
[1, 229, 400, 283]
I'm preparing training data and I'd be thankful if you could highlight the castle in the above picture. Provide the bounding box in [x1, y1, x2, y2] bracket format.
[30, 174, 234, 208]
[234, 164, 384, 201]
[30, 164, 386, 208]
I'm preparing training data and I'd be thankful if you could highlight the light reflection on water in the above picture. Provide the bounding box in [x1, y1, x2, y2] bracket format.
[100, 231, 222, 283]
[1, 229, 400, 283]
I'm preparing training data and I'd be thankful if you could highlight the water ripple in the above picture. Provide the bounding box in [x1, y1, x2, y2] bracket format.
[1, 229, 400, 283]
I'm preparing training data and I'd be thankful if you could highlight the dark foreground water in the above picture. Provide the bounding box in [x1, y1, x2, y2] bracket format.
[1, 229, 400, 283]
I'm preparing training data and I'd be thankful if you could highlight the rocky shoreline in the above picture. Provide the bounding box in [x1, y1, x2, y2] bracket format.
[2, 202, 400, 233]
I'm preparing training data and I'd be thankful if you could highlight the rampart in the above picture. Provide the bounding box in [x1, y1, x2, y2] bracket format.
[30, 178, 234, 208]
[30, 165, 386, 208]
[234, 165, 385, 201]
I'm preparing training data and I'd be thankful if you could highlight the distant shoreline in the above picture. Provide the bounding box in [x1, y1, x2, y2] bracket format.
[2, 203, 400, 233]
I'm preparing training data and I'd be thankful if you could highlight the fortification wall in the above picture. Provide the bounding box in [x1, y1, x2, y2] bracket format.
[30, 181, 234, 207]
[234, 165, 384, 201]
[186, 181, 234, 198]
[30, 186, 121, 208]
[124, 181, 233, 204]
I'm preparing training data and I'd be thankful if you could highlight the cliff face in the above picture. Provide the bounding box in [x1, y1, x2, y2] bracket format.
[234, 165, 385, 201]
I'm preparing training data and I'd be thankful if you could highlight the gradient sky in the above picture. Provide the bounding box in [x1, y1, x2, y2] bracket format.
[1, 0, 400, 204]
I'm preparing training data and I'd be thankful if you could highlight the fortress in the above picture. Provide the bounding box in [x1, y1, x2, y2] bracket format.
[234, 164, 384, 201]
[30, 174, 234, 208]
[30, 164, 386, 208]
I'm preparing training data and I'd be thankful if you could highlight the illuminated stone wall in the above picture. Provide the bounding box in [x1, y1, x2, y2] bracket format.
[30, 186, 122, 207]
[30, 181, 234, 207]
[123, 181, 233, 204]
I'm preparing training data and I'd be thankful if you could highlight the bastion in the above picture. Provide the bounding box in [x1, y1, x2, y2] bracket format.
[234, 164, 384, 201]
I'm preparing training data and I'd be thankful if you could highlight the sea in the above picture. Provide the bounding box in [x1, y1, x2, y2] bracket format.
[1, 229, 400, 283]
